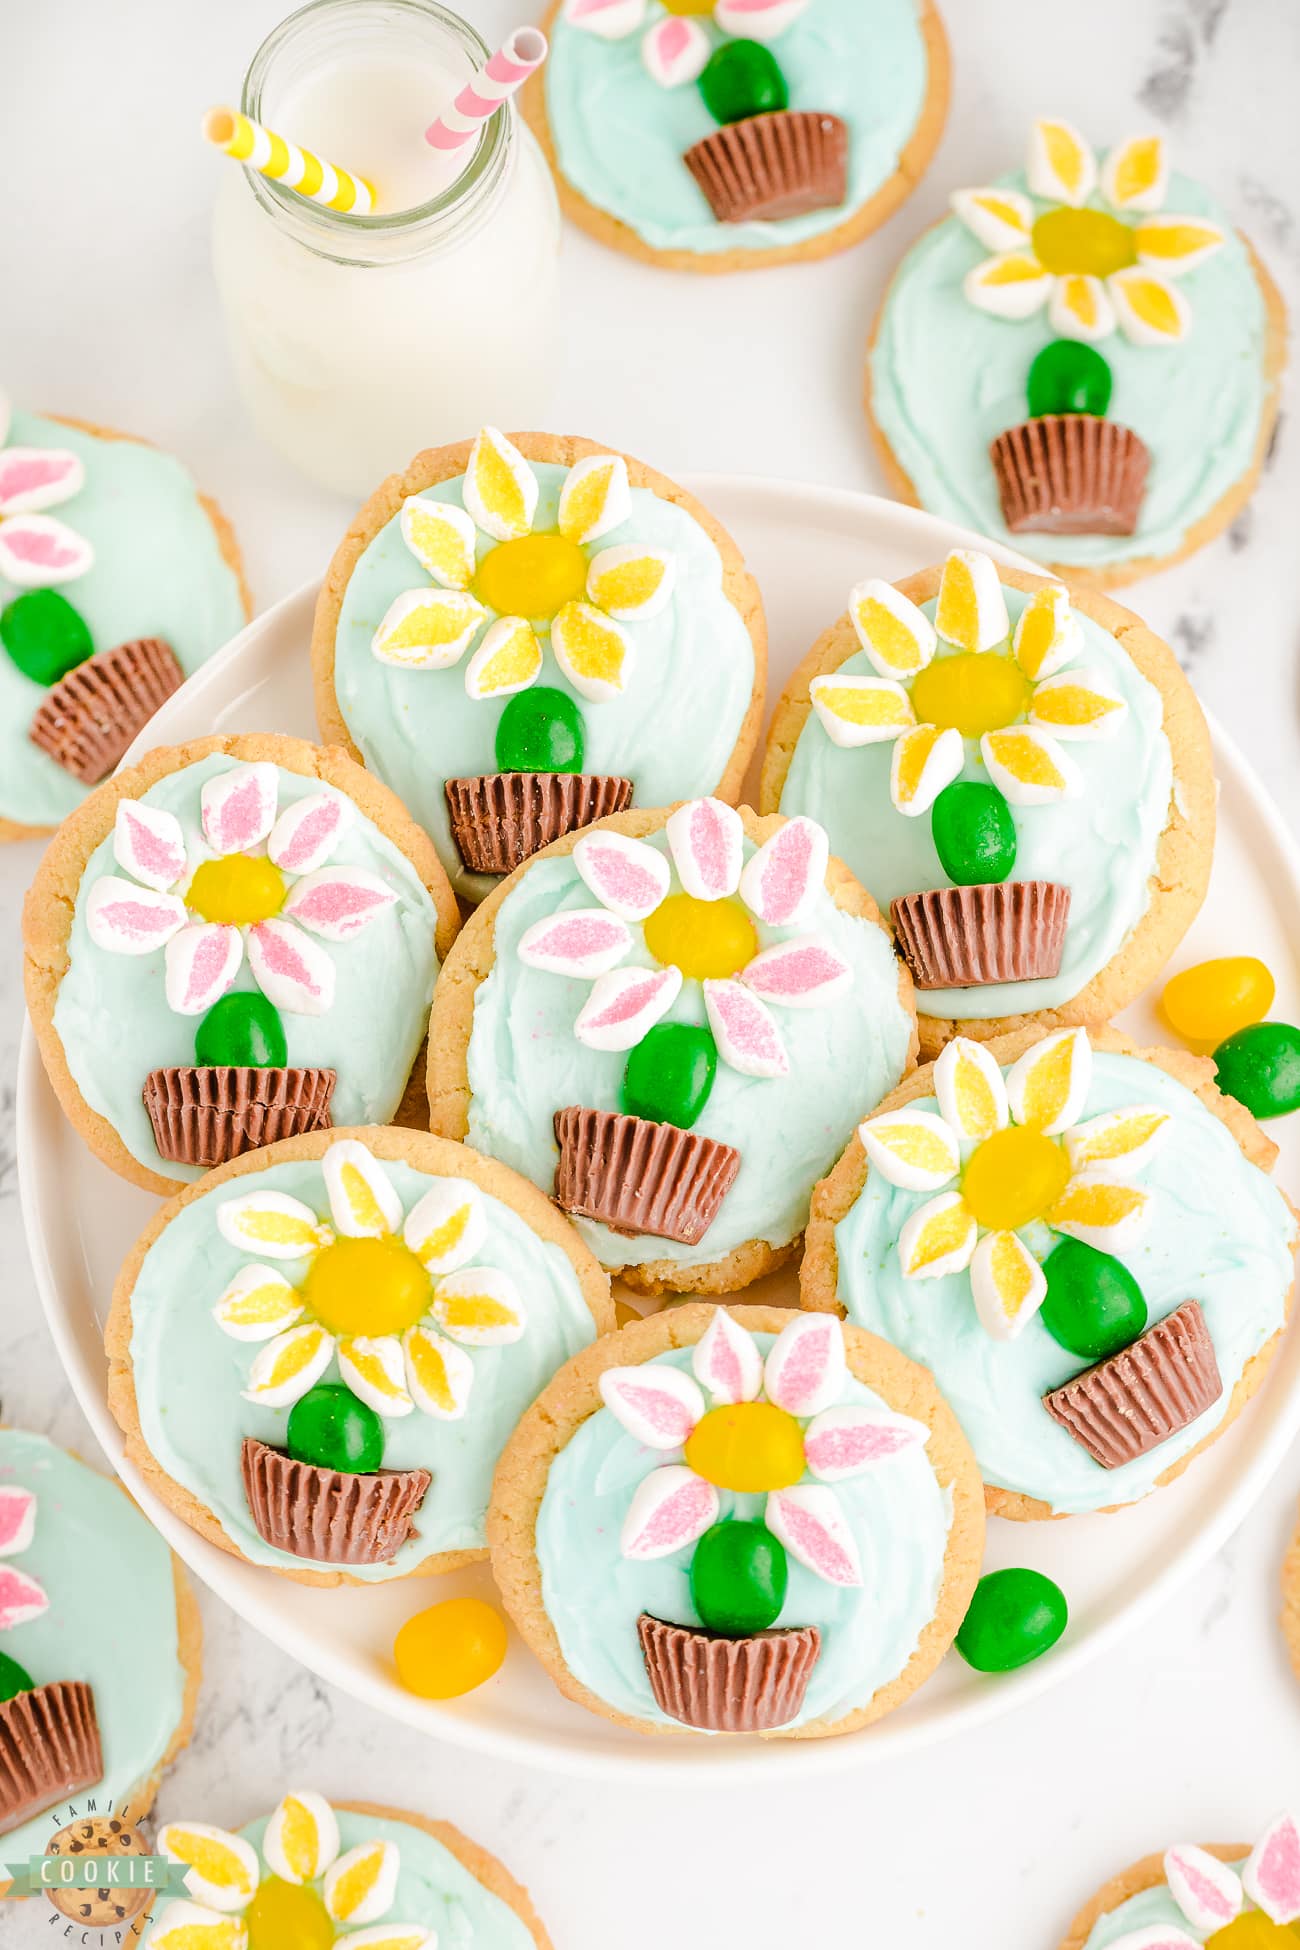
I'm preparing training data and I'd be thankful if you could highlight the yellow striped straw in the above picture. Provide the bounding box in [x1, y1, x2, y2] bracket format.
[203, 106, 376, 214]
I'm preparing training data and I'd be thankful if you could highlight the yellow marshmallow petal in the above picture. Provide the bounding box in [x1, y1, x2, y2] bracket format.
[403, 1322, 474, 1419]
[338, 1930, 434, 1950]
[557, 452, 631, 543]
[963, 250, 1053, 321]
[322, 1138, 403, 1238]
[585, 543, 675, 621]
[849, 577, 937, 678]
[464, 616, 543, 700]
[241, 1323, 334, 1409]
[403, 1178, 486, 1274]
[399, 496, 476, 588]
[981, 726, 1081, 806]
[809, 673, 915, 747]
[463, 427, 538, 541]
[935, 549, 1010, 653]
[212, 1265, 304, 1342]
[263, 1790, 339, 1886]
[1012, 584, 1080, 681]
[934, 1036, 1009, 1141]
[950, 185, 1034, 252]
[1064, 1105, 1170, 1178]
[156, 1824, 260, 1912]
[1049, 1173, 1152, 1250]
[889, 722, 965, 817]
[1048, 272, 1117, 343]
[1006, 1027, 1092, 1135]
[971, 1230, 1047, 1342]
[897, 1191, 978, 1281]
[1027, 117, 1097, 207]
[1028, 668, 1127, 741]
[338, 1334, 415, 1418]
[1100, 133, 1168, 212]
[550, 600, 633, 701]
[323, 1839, 400, 1925]
[858, 1109, 961, 1192]
[1109, 267, 1190, 346]
[431, 1266, 527, 1346]
[217, 1191, 325, 1259]
[148, 1903, 248, 1950]
[371, 589, 485, 670]
[1134, 214, 1226, 276]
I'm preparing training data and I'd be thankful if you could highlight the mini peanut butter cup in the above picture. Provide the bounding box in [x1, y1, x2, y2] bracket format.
[241, 1437, 430, 1566]
[0, 1680, 102, 1836]
[1043, 1299, 1222, 1469]
[890, 881, 1070, 990]
[990, 415, 1150, 536]
[143, 1065, 336, 1168]
[445, 772, 634, 875]
[29, 637, 183, 784]
[638, 1615, 821, 1733]
[553, 1107, 740, 1246]
[684, 110, 849, 223]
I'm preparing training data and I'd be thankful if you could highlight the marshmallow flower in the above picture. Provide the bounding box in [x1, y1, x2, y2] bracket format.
[564, 0, 810, 92]
[954, 122, 1225, 345]
[155, 1791, 432, 1949]
[599, 1310, 929, 1588]
[1104, 1816, 1300, 1948]
[85, 764, 400, 1020]
[515, 800, 852, 1078]
[0, 389, 94, 589]
[212, 1137, 526, 1424]
[859, 1031, 1165, 1342]
[0, 1483, 47, 1634]
[810, 550, 1126, 815]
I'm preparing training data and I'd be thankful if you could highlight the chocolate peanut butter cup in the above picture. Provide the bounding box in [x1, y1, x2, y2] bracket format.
[0, 1680, 102, 1835]
[241, 1437, 430, 1566]
[553, 1106, 740, 1246]
[143, 1065, 336, 1168]
[1043, 1299, 1222, 1468]
[28, 637, 183, 784]
[990, 416, 1150, 537]
[684, 110, 849, 224]
[890, 881, 1070, 989]
[638, 1615, 821, 1732]
[445, 772, 634, 875]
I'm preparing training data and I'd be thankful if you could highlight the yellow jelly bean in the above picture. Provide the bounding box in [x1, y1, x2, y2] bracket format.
[475, 533, 587, 621]
[1031, 207, 1138, 277]
[1207, 1917, 1300, 1950]
[1161, 956, 1276, 1047]
[187, 853, 285, 925]
[661, 0, 714, 11]
[394, 1596, 509, 1700]
[247, 1877, 333, 1950]
[684, 1402, 806, 1493]
[910, 652, 1031, 739]
[961, 1127, 1070, 1232]
[642, 894, 757, 981]
[303, 1236, 430, 1336]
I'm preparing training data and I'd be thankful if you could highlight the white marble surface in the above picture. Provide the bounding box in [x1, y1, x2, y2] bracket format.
[2, 0, 1299, 1943]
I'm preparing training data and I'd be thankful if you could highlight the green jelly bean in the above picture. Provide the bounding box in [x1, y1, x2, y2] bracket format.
[690, 1520, 788, 1637]
[955, 1567, 1068, 1673]
[622, 1023, 717, 1130]
[194, 991, 288, 1069]
[1214, 1022, 1300, 1120]
[1026, 339, 1113, 419]
[0, 1650, 34, 1703]
[931, 780, 1017, 885]
[1040, 1238, 1148, 1361]
[698, 39, 788, 125]
[286, 1383, 384, 1474]
[495, 686, 585, 774]
[0, 588, 93, 687]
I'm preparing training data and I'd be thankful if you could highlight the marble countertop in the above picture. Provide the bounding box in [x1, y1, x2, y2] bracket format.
[2, 0, 1298, 1943]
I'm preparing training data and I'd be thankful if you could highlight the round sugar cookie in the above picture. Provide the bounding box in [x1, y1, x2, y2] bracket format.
[1059, 1827, 1300, 1950]
[1284, 1505, 1300, 1687]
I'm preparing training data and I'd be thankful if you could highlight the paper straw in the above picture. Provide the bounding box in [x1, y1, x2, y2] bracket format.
[203, 107, 376, 214]
[424, 27, 548, 152]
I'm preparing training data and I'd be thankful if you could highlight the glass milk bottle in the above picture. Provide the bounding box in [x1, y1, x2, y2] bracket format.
[212, 0, 561, 497]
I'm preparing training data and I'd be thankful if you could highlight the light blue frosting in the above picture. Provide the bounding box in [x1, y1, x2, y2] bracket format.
[1081, 1863, 1246, 1947]
[0, 1430, 186, 1862]
[127, 1154, 598, 1577]
[146, 1805, 538, 1946]
[0, 411, 246, 828]
[777, 583, 1172, 1018]
[834, 1051, 1296, 1514]
[535, 1336, 952, 1730]
[870, 170, 1269, 569]
[546, 0, 930, 256]
[464, 829, 914, 1269]
[331, 461, 756, 901]
[53, 754, 441, 1181]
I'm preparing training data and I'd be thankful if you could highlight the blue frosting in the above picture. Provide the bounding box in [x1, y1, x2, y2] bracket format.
[1081, 1863, 1245, 1947]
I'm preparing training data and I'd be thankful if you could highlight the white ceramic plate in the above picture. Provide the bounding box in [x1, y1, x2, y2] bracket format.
[17, 477, 1300, 1781]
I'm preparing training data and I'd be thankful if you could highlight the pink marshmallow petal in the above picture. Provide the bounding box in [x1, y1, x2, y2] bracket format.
[0, 446, 85, 515]
[113, 800, 187, 892]
[1103, 1933, 1200, 1950]
[86, 876, 187, 955]
[740, 936, 853, 1009]
[599, 1363, 706, 1448]
[665, 798, 743, 902]
[571, 830, 671, 922]
[703, 977, 789, 1078]
[164, 923, 244, 1017]
[803, 1405, 929, 1481]
[247, 918, 336, 1017]
[766, 1485, 863, 1587]
[642, 13, 709, 85]
[0, 512, 94, 586]
[620, 1464, 719, 1561]
[200, 762, 278, 857]
[268, 791, 352, 875]
[282, 866, 397, 942]
[715, 0, 810, 38]
[691, 1308, 763, 1406]
[0, 1565, 49, 1631]
[0, 1486, 38, 1557]
[1245, 1814, 1300, 1924]
[763, 1312, 847, 1416]
[737, 815, 828, 926]
[1163, 1846, 1242, 1934]
[563, 0, 645, 35]
[517, 908, 633, 979]
[574, 963, 682, 1052]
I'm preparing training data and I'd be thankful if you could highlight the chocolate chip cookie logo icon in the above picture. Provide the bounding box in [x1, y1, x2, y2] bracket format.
[5, 1802, 189, 1942]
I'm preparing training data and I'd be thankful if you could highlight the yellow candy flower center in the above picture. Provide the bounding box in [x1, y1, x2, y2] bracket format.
[684, 1402, 807, 1493]
[1031, 207, 1138, 278]
[661, 0, 715, 11]
[1207, 1920, 1300, 1950]
[642, 893, 758, 981]
[961, 1127, 1071, 1232]
[246, 1877, 333, 1950]
[187, 854, 285, 925]
[303, 1235, 431, 1336]
[910, 652, 1032, 738]
[475, 533, 587, 621]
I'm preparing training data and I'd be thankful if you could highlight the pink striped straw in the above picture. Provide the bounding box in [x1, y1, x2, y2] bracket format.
[424, 26, 548, 151]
